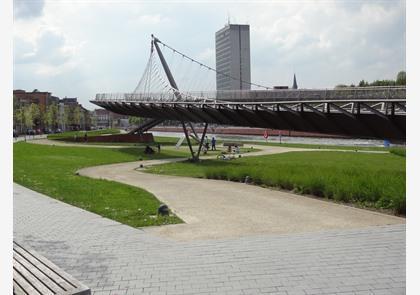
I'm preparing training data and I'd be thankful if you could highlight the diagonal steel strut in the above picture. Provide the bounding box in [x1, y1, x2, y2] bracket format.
[152, 35, 199, 160]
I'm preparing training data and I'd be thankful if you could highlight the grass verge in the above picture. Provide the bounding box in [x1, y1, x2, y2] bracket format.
[153, 135, 405, 152]
[48, 132, 405, 153]
[240, 141, 403, 151]
[14, 142, 187, 227]
[146, 151, 406, 215]
[47, 128, 121, 140]
[390, 147, 406, 157]
[75, 136, 186, 146]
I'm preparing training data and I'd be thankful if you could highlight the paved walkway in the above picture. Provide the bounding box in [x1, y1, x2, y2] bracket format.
[14, 134, 47, 142]
[14, 142, 404, 294]
[78, 149, 403, 241]
[14, 184, 405, 295]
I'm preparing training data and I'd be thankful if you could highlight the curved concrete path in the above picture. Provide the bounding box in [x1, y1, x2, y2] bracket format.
[29, 138, 131, 149]
[78, 145, 404, 241]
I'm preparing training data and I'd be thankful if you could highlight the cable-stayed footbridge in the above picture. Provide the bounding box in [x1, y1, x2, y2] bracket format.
[91, 35, 406, 160]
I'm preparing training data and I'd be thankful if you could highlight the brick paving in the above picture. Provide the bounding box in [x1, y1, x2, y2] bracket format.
[14, 183, 405, 295]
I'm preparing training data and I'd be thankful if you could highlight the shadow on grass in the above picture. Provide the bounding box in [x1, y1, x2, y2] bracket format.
[116, 147, 189, 160]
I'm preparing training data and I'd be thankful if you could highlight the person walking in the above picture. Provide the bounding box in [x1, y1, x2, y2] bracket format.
[204, 136, 210, 152]
[211, 136, 216, 151]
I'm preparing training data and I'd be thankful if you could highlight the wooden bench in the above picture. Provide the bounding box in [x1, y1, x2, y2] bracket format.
[13, 241, 91, 295]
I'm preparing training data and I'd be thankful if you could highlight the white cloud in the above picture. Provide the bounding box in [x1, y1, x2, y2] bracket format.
[194, 48, 215, 66]
[14, 28, 83, 76]
[139, 14, 169, 25]
[13, 0, 406, 109]
[14, 0, 45, 19]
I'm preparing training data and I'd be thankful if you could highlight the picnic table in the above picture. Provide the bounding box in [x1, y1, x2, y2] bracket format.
[222, 142, 244, 153]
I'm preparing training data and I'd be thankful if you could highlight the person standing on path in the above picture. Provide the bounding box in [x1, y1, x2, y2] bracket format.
[211, 136, 216, 151]
[204, 136, 210, 152]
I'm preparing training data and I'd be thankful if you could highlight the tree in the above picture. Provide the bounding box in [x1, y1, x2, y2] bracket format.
[344, 71, 407, 88]
[40, 110, 47, 130]
[73, 106, 81, 128]
[396, 71, 406, 85]
[90, 112, 97, 128]
[84, 111, 92, 130]
[29, 103, 41, 129]
[23, 105, 33, 131]
[358, 80, 368, 87]
[129, 116, 145, 125]
[63, 105, 72, 131]
[14, 108, 21, 131]
[46, 103, 59, 130]
[14, 105, 26, 134]
[369, 79, 396, 87]
[13, 95, 19, 130]
[335, 84, 348, 88]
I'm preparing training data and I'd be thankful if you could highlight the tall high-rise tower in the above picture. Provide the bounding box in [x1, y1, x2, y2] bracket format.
[215, 24, 251, 91]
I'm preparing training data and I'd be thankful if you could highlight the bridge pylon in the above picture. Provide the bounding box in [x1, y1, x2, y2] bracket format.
[152, 34, 206, 161]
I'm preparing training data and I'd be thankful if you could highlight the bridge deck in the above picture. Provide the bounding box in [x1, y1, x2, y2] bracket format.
[91, 98, 406, 140]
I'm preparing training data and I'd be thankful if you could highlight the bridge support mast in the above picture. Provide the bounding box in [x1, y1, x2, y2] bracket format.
[152, 35, 205, 160]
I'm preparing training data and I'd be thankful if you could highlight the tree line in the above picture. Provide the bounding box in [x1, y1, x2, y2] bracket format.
[336, 71, 406, 88]
[13, 97, 89, 133]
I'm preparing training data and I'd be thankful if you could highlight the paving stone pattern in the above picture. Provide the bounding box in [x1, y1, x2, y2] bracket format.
[14, 184, 405, 295]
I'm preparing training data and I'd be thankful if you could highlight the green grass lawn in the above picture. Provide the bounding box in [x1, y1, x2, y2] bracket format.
[146, 151, 406, 215]
[48, 131, 406, 154]
[76, 136, 184, 146]
[239, 140, 403, 151]
[154, 135, 401, 151]
[390, 147, 406, 157]
[14, 142, 188, 227]
[156, 135, 406, 153]
[47, 128, 121, 140]
[55, 136, 259, 155]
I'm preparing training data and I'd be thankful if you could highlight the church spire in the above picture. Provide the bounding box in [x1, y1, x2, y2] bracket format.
[292, 73, 298, 89]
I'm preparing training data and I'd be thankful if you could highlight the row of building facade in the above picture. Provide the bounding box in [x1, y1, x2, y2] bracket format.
[13, 89, 130, 133]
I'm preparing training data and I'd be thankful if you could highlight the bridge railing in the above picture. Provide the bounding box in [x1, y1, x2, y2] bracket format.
[95, 92, 217, 103]
[96, 86, 405, 103]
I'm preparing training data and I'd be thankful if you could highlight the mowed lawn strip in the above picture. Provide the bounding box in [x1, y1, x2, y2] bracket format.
[152, 135, 405, 151]
[240, 140, 405, 152]
[14, 142, 187, 227]
[146, 151, 406, 215]
[47, 128, 121, 140]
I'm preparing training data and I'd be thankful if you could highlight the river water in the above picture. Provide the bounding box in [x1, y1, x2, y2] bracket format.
[151, 131, 405, 148]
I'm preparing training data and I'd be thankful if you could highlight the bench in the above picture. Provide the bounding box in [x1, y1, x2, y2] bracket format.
[13, 241, 91, 295]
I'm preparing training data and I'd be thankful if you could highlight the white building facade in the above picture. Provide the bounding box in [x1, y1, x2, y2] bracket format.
[215, 24, 251, 91]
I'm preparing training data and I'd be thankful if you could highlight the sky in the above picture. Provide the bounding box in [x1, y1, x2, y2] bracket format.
[13, 0, 406, 110]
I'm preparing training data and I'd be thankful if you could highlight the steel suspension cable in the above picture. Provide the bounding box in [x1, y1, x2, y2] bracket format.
[154, 37, 272, 90]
